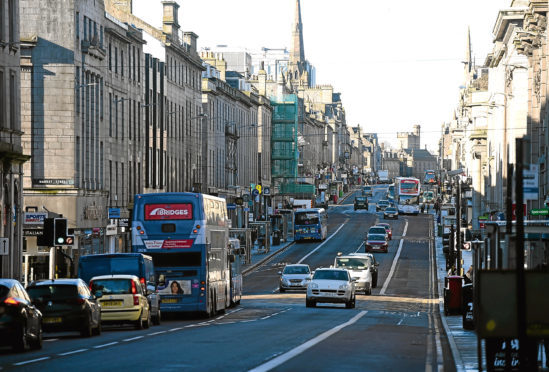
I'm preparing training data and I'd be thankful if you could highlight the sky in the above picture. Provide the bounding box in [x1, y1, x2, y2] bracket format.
[133, 0, 512, 152]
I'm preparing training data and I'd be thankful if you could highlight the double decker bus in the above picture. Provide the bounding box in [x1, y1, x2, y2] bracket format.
[423, 170, 437, 185]
[294, 208, 328, 242]
[395, 177, 421, 215]
[132, 193, 232, 317]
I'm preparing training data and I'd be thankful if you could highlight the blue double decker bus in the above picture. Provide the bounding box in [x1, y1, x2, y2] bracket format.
[132, 193, 231, 317]
[294, 208, 328, 242]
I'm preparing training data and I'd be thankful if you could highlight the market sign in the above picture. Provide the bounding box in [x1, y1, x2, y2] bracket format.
[530, 208, 549, 216]
[24, 212, 48, 225]
[523, 164, 539, 201]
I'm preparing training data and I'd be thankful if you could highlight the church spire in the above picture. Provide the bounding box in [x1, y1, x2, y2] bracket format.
[290, 0, 305, 64]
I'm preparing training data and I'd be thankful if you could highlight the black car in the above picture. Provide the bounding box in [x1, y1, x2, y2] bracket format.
[354, 196, 369, 210]
[376, 200, 391, 212]
[0, 279, 43, 351]
[27, 279, 102, 337]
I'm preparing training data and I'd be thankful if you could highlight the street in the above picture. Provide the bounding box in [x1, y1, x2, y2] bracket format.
[0, 186, 456, 371]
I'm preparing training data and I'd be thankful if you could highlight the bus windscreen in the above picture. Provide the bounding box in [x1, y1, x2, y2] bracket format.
[295, 212, 320, 225]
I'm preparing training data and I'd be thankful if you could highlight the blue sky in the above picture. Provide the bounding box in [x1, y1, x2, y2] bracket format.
[134, 0, 511, 151]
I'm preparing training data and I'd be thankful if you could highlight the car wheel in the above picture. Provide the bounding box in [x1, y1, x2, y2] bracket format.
[345, 299, 353, 309]
[135, 311, 144, 330]
[81, 316, 93, 337]
[143, 309, 151, 329]
[367, 287, 372, 295]
[93, 319, 102, 336]
[153, 309, 161, 326]
[305, 299, 315, 308]
[30, 326, 43, 350]
[12, 323, 29, 352]
[279, 287, 285, 293]
[373, 275, 378, 288]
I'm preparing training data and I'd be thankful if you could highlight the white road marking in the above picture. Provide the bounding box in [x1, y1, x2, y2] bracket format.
[222, 321, 235, 324]
[147, 331, 166, 336]
[93, 342, 119, 349]
[249, 311, 368, 372]
[168, 327, 183, 332]
[354, 241, 364, 253]
[297, 222, 347, 264]
[380, 219, 408, 295]
[261, 315, 272, 320]
[13, 357, 51, 366]
[397, 318, 404, 326]
[44, 338, 58, 342]
[123, 336, 144, 342]
[58, 349, 87, 356]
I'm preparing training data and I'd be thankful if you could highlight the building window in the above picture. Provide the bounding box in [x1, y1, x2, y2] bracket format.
[76, 12, 80, 39]
[8, 0, 15, 44]
[109, 160, 112, 204]
[109, 93, 112, 136]
[75, 136, 80, 187]
[9, 72, 16, 130]
[0, 1, 4, 42]
[100, 26, 103, 48]
[0, 71, 4, 128]
[121, 100, 124, 140]
[100, 142, 104, 189]
[114, 47, 118, 74]
[108, 43, 112, 70]
[121, 50, 124, 77]
[115, 95, 118, 139]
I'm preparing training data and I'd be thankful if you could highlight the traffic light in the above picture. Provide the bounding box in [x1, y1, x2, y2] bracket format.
[54, 218, 68, 245]
[37, 218, 55, 246]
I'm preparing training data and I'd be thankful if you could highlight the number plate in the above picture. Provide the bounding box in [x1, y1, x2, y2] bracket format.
[101, 300, 123, 307]
[43, 317, 62, 324]
[162, 298, 179, 304]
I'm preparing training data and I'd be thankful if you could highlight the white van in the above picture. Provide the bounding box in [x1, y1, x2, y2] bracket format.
[333, 253, 373, 295]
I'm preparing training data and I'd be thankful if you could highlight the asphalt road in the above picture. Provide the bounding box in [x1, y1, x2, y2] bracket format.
[0, 185, 457, 371]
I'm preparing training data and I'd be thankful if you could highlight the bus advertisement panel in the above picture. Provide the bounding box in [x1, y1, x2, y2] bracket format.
[132, 193, 231, 317]
[294, 208, 328, 242]
[396, 177, 421, 215]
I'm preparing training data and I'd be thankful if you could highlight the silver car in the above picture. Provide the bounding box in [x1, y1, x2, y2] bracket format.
[333, 254, 373, 295]
[306, 268, 356, 308]
[278, 264, 312, 292]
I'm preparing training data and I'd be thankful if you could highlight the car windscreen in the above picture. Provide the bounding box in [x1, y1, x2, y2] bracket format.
[283, 266, 310, 274]
[295, 212, 319, 225]
[355, 197, 367, 202]
[379, 201, 389, 205]
[91, 279, 132, 295]
[27, 285, 78, 300]
[385, 208, 397, 212]
[335, 258, 370, 270]
[0, 285, 10, 298]
[79, 257, 141, 283]
[368, 234, 387, 241]
[369, 228, 386, 234]
[313, 270, 348, 281]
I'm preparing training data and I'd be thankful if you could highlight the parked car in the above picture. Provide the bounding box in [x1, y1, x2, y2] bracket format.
[306, 268, 356, 308]
[278, 264, 312, 292]
[78, 253, 161, 325]
[376, 200, 391, 212]
[27, 278, 102, 337]
[365, 233, 389, 253]
[368, 226, 388, 240]
[90, 275, 151, 329]
[354, 196, 369, 211]
[376, 223, 392, 240]
[383, 207, 399, 219]
[0, 279, 43, 351]
[333, 253, 373, 295]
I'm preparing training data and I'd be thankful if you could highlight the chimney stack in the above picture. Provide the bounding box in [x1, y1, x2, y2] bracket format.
[258, 61, 267, 96]
[183, 32, 198, 53]
[162, 1, 180, 43]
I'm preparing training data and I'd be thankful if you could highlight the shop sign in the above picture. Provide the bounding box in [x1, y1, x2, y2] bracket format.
[24, 228, 43, 236]
[118, 218, 129, 227]
[106, 225, 117, 236]
[32, 179, 74, 186]
[24, 212, 48, 225]
[108, 208, 121, 219]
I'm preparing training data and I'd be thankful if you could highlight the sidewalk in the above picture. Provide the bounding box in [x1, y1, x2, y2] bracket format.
[433, 214, 479, 372]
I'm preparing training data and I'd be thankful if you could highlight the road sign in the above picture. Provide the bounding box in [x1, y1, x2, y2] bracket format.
[0, 238, 8, 255]
[530, 208, 549, 216]
[263, 187, 271, 195]
[255, 185, 262, 194]
[524, 164, 539, 201]
[252, 189, 259, 197]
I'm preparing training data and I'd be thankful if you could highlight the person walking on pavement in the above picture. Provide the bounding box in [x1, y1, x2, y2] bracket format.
[421, 203, 425, 214]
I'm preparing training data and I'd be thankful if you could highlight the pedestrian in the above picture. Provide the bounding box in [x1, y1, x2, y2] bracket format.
[464, 265, 473, 284]
[421, 204, 425, 214]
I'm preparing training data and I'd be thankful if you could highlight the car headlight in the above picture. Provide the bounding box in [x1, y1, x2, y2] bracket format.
[311, 283, 318, 289]
[281, 278, 289, 285]
[339, 284, 348, 290]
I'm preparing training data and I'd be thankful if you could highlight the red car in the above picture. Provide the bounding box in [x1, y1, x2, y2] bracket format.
[376, 223, 392, 240]
[365, 233, 389, 253]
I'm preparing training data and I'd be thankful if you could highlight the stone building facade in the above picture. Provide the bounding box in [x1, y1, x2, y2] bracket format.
[0, 0, 27, 279]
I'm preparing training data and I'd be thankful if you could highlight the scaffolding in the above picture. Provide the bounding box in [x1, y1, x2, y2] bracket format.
[271, 94, 299, 187]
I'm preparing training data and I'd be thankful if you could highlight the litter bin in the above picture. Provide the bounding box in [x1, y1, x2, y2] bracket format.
[443, 276, 463, 315]
[273, 229, 281, 246]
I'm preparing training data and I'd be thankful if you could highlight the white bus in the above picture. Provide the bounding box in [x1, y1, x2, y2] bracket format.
[395, 177, 421, 215]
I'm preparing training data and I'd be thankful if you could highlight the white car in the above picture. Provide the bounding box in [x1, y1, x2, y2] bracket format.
[306, 268, 356, 308]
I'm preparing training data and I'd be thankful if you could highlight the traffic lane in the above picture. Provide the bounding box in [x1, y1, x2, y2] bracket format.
[2, 300, 370, 372]
[271, 308, 430, 372]
[385, 215, 432, 299]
